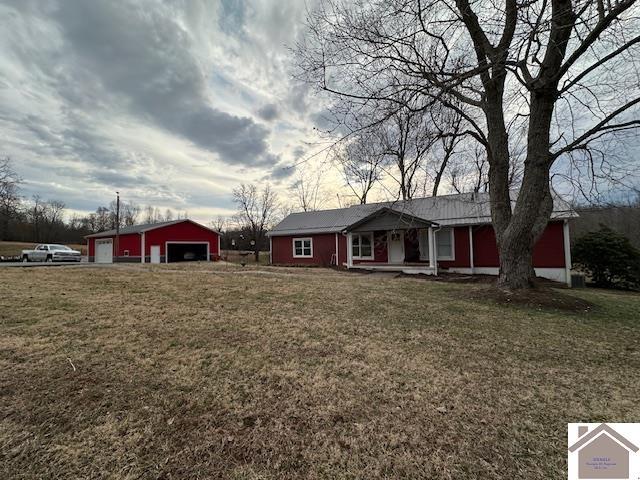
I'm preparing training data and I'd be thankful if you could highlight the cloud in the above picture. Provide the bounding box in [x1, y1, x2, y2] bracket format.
[0, 0, 338, 220]
[269, 164, 296, 180]
[257, 103, 279, 121]
[49, 0, 278, 167]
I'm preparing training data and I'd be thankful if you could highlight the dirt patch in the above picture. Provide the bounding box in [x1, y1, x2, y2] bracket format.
[469, 284, 596, 313]
[399, 271, 498, 283]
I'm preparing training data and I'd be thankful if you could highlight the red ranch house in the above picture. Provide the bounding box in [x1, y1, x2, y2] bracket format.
[267, 192, 577, 285]
[86, 219, 221, 264]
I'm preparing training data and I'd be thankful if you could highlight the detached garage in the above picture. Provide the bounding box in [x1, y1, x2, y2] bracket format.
[86, 219, 221, 264]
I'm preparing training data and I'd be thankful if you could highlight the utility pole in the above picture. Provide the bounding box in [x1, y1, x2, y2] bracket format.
[115, 191, 120, 263]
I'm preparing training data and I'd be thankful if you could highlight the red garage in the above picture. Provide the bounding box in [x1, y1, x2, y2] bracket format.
[86, 219, 221, 264]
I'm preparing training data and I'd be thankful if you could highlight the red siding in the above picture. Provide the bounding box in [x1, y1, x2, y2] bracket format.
[472, 221, 565, 268]
[439, 226, 471, 268]
[88, 233, 142, 258]
[118, 233, 143, 257]
[143, 221, 219, 258]
[271, 234, 338, 266]
[338, 234, 347, 266]
[532, 221, 566, 267]
[271, 221, 566, 269]
[87, 220, 219, 262]
[473, 225, 499, 267]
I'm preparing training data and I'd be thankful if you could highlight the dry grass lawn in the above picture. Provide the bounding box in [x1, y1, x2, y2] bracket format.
[1, 263, 639, 479]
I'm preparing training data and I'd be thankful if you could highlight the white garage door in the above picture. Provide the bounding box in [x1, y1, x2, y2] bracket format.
[95, 239, 113, 264]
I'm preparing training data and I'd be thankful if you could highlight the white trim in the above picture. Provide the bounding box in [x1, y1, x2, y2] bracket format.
[468, 225, 474, 273]
[335, 233, 339, 266]
[140, 232, 145, 264]
[269, 236, 273, 264]
[292, 237, 313, 258]
[462, 266, 569, 284]
[428, 226, 435, 269]
[386, 231, 404, 263]
[86, 219, 223, 239]
[352, 232, 374, 260]
[563, 220, 572, 287]
[142, 219, 222, 235]
[436, 227, 455, 261]
[164, 241, 210, 263]
[346, 233, 353, 268]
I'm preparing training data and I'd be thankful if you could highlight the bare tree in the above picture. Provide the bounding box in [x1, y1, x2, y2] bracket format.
[108, 201, 120, 229]
[291, 169, 327, 212]
[378, 102, 438, 200]
[95, 206, 111, 232]
[336, 131, 386, 204]
[27, 195, 45, 242]
[143, 205, 155, 224]
[211, 215, 226, 232]
[0, 157, 22, 241]
[121, 202, 141, 226]
[233, 184, 278, 262]
[142, 205, 165, 224]
[42, 200, 65, 242]
[429, 109, 466, 196]
[297, 0, 640, 288]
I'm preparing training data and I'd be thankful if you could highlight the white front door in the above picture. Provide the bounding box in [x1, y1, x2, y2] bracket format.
[95, 239, 113, 264]
[388, 231, 404, 264]
[150, 245, 161, 264]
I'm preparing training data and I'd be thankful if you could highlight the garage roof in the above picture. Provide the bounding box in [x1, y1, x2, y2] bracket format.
[85, 219, 220, 238]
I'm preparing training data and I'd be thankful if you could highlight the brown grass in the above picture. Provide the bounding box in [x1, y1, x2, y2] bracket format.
[1, 264, 639, 479]
[0, 241, 86, 257]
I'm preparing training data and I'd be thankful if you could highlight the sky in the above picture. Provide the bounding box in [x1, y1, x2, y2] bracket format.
[0, 0, 335, 222]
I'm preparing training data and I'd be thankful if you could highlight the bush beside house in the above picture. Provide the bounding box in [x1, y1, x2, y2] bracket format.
[573, 226, 640, 290]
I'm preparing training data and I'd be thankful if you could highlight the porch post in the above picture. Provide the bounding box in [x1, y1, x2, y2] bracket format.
[563, 220, 572, 287]
[141, 232, 145, 264]
[428, 226, 435, 274]
[468, 225, 474, 274]
[346, 232, 353, 268]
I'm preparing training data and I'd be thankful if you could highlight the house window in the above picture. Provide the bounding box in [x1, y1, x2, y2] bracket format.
[418, 229, 429, 260]
[352, 233, 374, 259]
[293, 238, 313, 258]
[436, 228, 455, 260]
[123, 250, 130, 257]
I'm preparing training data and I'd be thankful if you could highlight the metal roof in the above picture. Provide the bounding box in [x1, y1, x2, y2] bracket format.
[268, 191, 577, 236]
[85, 219, 220, 238]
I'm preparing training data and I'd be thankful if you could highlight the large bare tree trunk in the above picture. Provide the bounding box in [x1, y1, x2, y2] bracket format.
[490, 92, 557, 289]
[491, 0, 573, 289]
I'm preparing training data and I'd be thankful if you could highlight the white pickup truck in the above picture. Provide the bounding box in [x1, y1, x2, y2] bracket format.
[21, 244, 82, 262]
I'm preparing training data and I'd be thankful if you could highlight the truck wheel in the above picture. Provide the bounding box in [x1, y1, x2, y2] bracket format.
[22, 255, 29, 263]
[46, 255, 53, 263]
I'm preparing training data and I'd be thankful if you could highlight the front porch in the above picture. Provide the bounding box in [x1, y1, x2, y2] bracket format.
[347, 262, 437, 275]
[343, 207, 440, 275]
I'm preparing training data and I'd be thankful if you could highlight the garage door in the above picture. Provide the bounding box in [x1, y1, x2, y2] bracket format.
[95, 239, 113, 263]
[166, 242, 209, 262]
